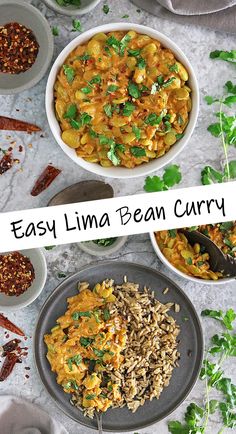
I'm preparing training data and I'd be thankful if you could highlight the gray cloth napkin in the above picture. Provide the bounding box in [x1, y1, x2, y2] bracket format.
[0, 396, 68, 434]
[131, 0, 236, 33]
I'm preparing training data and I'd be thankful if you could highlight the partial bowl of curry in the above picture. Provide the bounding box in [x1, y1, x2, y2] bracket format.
[150, 222, 236, 285]
[46, 23, 199, 178]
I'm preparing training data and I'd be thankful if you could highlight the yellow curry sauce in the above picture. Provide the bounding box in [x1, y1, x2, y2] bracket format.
[156, 222, 236, 280]
[44, 281, 126, 412]
[54, 30, 191, 168]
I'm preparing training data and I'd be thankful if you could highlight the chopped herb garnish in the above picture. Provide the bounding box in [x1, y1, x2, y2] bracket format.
[77, 53, 91, 61]
[136, 57, 146, 69]
[123, 101, 135, 116]
[120, 34, 131, 56]
[128, 81, 141, 98]
[81, 86, 92, 94]
[58, 272, 67, 278]
[106, 84, 119, 94]
[122, 14, 129, 18]
[72, 19, 82, 32]
[72, 311, 92, 320]
[85, 393, 96, 400]
[130, 146, 146, 157]
[52, 26, 59, 36]
[169, 63, 179, 73]
[176, 133, 184, 140]
[102, 4, 109, 14]
[186, 257, 193, 265]
[63, 104, 77, 119]
[103, 308, 111, 320]
[128, 48, 141, 57]
[145, 112, 163, 126]
[67, 354, 82, 371]
[80, 337, 94, 347]
[93, 237, 117, 247]
[132, 125, 141, 140]
[63, 65, 75, 83]
[104, 103, 113, 117]
[168, 229, 177, 238]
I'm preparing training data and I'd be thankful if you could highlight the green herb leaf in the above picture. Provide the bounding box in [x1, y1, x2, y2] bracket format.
[44, 245, 55, 250]
[128, 81, 141, 99]
[145, 112, 163, 126]
[201, 166, 224, 185]
[123, 101, 135, 116]
[136, 57, 146, 69]
[169, 64, 179, 73]
[67, 354, 82, 370]
[72, 311, 92, 320]
[204, 95, 219, 105]
[104, 103, 113, 118]
[163, 165, 182, 187]
[58, 272, 67, 278]
[63, 104, 77, 119]
[202, 309, 236, 330]
[63, 64, 75, 83]
[225, 80, 236, 94]
[81, 86, 92, 94]
[102, 4, 109, 14]
[72, 19, 82, 32]
[80, 337, 94, 347]
[103, 308, 111, 320]
[168, 229, 177, 238]
[120, 34, 131, 56]
[77, 53, 91, 61]
[106, 84, 119, 94]
[85, 393, 97, 400]
[210, 50, 236, 64]
[144, 176, 166, 192]
[52, 26, 59, 36]
[130, 146, 146, 157]
[128, 48, 141, 57]
[132, 125, 141, 140]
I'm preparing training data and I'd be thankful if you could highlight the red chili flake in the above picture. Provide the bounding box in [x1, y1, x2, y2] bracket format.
[25, 374, 29, 379]
[0, 251, 35, 297]
[0, 152, 13, 174]
[31, 165, 61, 196]
[0, 22, 39, 74]
[18, 145, 23, 152]
[25, 366, 30, 370]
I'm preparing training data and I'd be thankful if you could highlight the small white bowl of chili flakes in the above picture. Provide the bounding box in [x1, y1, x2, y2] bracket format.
[0, 249, 47, 311]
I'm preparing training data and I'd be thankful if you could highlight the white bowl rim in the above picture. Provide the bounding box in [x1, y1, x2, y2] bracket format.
[43, 0, 101, 16]
[46, 22, 199, 179]
[0, 248, 47, 311]
[149, 231, 235, 285]
[0, 0, 54, 95]
[78, 235, 128, 256]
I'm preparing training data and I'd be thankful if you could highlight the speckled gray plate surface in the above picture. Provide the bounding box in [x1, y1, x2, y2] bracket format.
[0, 1, 54, 95]
[34, 261, 203, 432]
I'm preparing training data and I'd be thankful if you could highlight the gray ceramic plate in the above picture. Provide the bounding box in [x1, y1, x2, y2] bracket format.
[0, 1, 54, 95]
[34, 261, 203, 432]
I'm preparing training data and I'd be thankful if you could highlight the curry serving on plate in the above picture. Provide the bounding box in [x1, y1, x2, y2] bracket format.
[44, 278, 180, 417]
[155, 222, 236, 280]
[54, 30, 191, 168]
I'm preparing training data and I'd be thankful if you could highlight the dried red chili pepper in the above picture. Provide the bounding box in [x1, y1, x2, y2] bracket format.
[0, 116, 41, 132]
[31, 165, 61, 196]
[0, 338, 21, 356]
[0, 314, 25, 336]
[0, 152, 13, 175]
[0, 352, 19, 381]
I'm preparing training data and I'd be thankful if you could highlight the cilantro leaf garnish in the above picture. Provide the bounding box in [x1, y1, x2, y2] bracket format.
[136, 57, 146, 69]
[80, 337, 94, 347]
[72, 19, 82, 32]
[107, 142, 121, 166]
[145, 112, 163, 126]
[52, 26, 59, 36]
[104, 103, 113, 118]
[120, 34, 131, 56]
[144, 165, 182, 192]
[130, 146, 146, 157]
[106, 84, 119, 94]
[128, 48, 141, 57]
[77, 53, 91, 61]
[201, 309, 236, 330]
[63, 104, 77, 119]
[210, 50, 236, 64]
[128, 81, 141, 99]
[102, 4, 109, 14]
[169, 63, 179, 73]
[63, 65, 75, 83]
[123, 101, 135, 116]
[67, 354, 82, 371]
[72, 311, 92, 320]
[132, 125, 141, 140]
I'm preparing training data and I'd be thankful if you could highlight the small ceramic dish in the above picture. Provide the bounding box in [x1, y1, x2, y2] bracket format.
[0, 0, 54, 95]
[0, 249, 47, 311]
[42, 0, 101, 16]
[150, 232, 235, 286]
[79, 236, 128, 256]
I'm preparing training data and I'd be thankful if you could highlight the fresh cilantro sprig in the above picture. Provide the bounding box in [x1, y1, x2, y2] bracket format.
[210, 50, 236, 65]
[168, 308, 236, 434]
[144, 165, 182, 192]
[203, 78, 236, 184]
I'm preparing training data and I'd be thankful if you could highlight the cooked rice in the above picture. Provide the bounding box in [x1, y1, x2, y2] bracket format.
[72, 278, 180, 417]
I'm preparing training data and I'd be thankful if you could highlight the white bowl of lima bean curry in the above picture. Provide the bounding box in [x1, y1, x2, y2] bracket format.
[46, 23, 199, 179]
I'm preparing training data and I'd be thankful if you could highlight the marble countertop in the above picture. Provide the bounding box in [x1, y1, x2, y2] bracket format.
[0, 0, 235, 433]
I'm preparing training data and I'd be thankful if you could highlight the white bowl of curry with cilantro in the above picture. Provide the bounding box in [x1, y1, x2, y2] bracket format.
[46, 23, 199, 178]
[150, 222, 236, 285]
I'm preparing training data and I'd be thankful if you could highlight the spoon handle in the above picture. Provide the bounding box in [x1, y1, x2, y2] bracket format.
[96, 412, 103, 434]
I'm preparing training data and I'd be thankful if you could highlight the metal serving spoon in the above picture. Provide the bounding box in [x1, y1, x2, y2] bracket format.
[180, 229, 236, 277]
[95, 412, 103, 434]
[47, 180, 114, 206]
